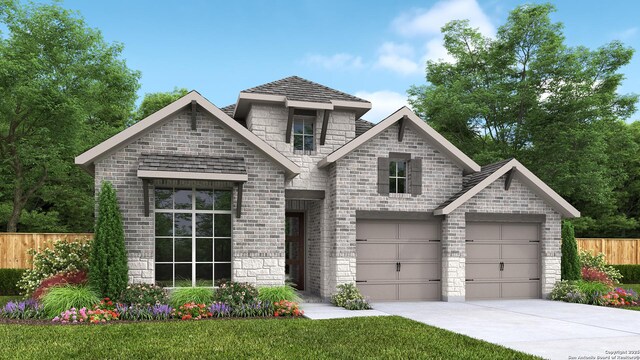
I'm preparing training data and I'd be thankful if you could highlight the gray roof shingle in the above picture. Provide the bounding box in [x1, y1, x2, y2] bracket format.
[355, 118, 374, 137]
[435, 158, 514, 211]
[139, 154, 246, 174]
[242, 76, 370, 104]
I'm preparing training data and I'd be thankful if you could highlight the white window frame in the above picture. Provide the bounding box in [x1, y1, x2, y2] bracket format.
[293, 116, 315, 152]
[389, 160, 408, 194]
[154, 187, 232, 288]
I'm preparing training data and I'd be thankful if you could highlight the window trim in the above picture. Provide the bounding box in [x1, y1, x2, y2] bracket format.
[389, 160, 408, 194]
[154, 187, 232, 288]
[292, 115, 316, 152]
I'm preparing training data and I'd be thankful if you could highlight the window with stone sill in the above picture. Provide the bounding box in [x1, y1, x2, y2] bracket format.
[154, 187, 232, 287]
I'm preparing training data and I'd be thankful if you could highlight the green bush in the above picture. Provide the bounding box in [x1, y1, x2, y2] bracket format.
[169, 287, 214, 307]
[331, 284, 371, 310]
[561, 222, 581, 280]
[213, 281, 259, 307]
[41, 285, 100, 318]
[90, 181, 129, 299]
[0, 269, 26, 296]
[575, 280, 612, 305]
[579, 250, 623, 283]
[549, 280, 586, 303]
[258, 285, 300, 303]
[119, 284, 169, 306]
[17, 239, 92, 297]
[612, 265, 640, 284]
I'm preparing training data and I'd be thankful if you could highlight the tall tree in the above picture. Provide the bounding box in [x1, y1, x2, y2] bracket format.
[0, 1, 140, 231]
[409, 3, 638, 233]
[130, 87, 189, 125]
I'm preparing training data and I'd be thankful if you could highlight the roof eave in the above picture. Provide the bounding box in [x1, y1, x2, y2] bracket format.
[234, 92, 372, 118]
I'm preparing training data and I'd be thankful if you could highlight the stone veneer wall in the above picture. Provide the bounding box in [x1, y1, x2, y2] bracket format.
[94, 109, 286, 286]
[450, 175, 562, 299]
[328, 123, 463, 296]
[246, 104, 355, 190]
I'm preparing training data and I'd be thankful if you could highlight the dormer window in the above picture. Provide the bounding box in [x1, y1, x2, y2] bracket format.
[293, 109, 316, 152]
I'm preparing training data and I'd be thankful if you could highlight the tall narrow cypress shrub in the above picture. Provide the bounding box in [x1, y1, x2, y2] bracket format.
[561, 221, 581, 280]
[90, 182, 128, 298]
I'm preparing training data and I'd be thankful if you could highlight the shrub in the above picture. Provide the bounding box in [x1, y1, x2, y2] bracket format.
[32, 271, 88, 300]
[0, 269, 26, 296]
[119, 284, 169, 306]
[579, 251, 622, 283]
[231, 300, 274, 318]
[561, 222, 581, 280]
[601, 288, 639, 307]
[116, 303, 172, 321]
[169, 287, 214, 308]
[41, 285, 100, 318]
[18, 239, 92, 297]
[213, 281, 258, 307]
[90, 181, 128, 299]
[575, 280, 612, 305]
[273, 300, 303, 317]
[171, 302, 212, 320]
[87, 299, 119, 323]
[1, 299, 45, 319]
[258, 285, 301, 303]
[612, 265, 640, 284]
[581, 267, 613, 286]
[331, 283, 371, 310]
[549, 280, 587, 303]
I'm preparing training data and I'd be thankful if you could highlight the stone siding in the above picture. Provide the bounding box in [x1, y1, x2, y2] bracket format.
[94, 109, 286, 286]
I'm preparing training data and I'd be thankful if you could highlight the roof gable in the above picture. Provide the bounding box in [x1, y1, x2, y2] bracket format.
[318, 107, 481, 174]
[434, 158, 580, 218]
[75, 91, 300, 178]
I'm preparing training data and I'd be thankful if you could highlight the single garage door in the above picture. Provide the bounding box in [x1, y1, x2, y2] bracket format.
[355, 219, 441, 301]
[466, 222, 541, 300]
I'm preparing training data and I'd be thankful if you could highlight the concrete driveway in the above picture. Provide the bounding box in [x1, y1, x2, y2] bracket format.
[373, 300, 640, 360]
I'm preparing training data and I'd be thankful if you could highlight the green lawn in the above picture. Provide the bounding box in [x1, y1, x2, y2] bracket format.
[0, 316, 538, 359]
[621, 283, 640, 293]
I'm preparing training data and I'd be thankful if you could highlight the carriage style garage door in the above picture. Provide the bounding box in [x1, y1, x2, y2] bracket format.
[466, 222, 541, 300]
[355, 219, 441, 301]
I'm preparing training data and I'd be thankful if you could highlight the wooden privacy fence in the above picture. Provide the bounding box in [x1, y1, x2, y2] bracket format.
[577, 238, 640, 265]
[0, 233, 93, 269]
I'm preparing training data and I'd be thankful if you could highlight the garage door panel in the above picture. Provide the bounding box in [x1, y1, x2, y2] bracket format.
[502, 243, 539, 259]
[502, 263, 538, 279]
[398, 243, 439, 261]
[356, 242, 396, 261]
[356, 221, 397, 239]
[466, 263, 500, 280]
[466, 223, 500, 241]
[466, 243, 500, 260]
[501, 281, 539, 299]
[466, 282, 500, 300]
[501, 224, 538, 241]
[356, 263, 397, 281]
[399, 283, 440, 301]
[358, 284, 396, 301]
[398, 263, 440, 281]
[398, 222, 439, 240]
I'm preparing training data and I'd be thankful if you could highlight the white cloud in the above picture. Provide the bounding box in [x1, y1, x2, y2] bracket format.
[392, 0, 495, 38]
[303, 53, 364, 70]
[355, 90, 410, 123]
[375, 42, 420, 75]
[614, 27, 638, 40]
[422, 37, 455, 63]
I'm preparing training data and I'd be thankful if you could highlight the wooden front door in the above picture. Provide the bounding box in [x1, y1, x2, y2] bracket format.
[285, 212, 305, 290]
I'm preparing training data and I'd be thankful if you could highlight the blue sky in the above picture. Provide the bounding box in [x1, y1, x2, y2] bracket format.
[50, 0, 640, 122]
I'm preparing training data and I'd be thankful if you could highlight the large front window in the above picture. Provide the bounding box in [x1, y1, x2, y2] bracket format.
[154, 187, 232, 287]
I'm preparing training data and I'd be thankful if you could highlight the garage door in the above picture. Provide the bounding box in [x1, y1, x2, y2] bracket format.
[355, 220, 441, 301]
[466, 222, 540, 300]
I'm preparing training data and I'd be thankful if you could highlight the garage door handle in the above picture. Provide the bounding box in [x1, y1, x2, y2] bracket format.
[396, 262, 401, 272]
[499, 262, 504, 271]
[356, 280, 367, 283]
[356, 239, 367, 242]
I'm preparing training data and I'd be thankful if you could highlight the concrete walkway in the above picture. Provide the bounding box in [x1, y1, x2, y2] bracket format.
[301, 302, 388, 320]
[373, 300, 640, 360]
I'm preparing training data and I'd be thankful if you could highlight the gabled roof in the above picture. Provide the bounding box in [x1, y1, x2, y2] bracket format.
[242, 76, 369, 104]
[318, 106, 481, 174]
[233, 76, 372, 119]
[75, 91, 301, 178]
[434, 158, 580, 218]
[139, 154, 246, 175]
[355, 118, 374, 137]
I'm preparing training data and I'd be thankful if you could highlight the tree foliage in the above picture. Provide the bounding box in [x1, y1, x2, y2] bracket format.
[561, 221, 580, 280]
[130, 87, 189, 125]
[409, 3, 639, 236]
[0, 0, 140, 231]
[89, 182, 128, 299]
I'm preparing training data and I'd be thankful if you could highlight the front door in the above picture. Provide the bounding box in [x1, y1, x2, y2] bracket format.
[285, 212, 305, 290]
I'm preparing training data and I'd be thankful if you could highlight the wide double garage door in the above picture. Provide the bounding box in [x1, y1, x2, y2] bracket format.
[466, 222, 541, 300]
[355, 220, 441, 301]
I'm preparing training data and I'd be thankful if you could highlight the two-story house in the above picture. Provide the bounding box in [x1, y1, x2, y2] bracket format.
[75, 76, 579, 302]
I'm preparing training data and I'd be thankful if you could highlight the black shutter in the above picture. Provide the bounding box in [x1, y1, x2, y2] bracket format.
[411, 158, 422, 196]
[377, 157, 389, 195]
